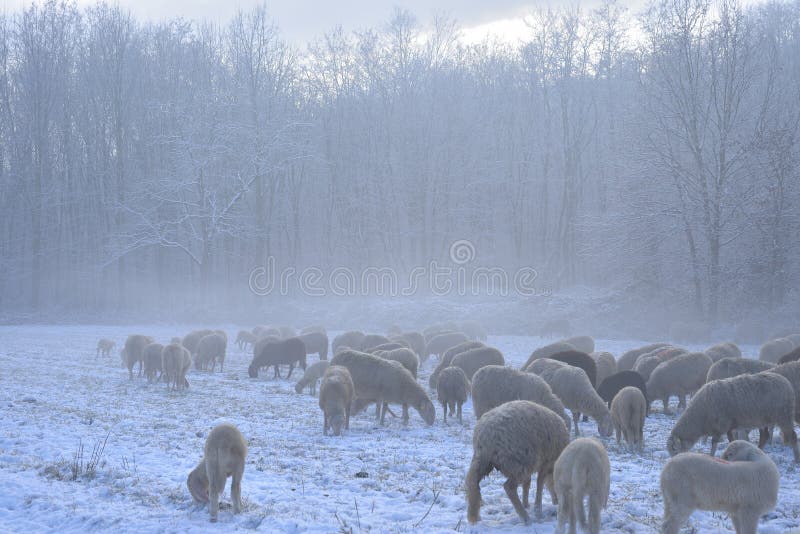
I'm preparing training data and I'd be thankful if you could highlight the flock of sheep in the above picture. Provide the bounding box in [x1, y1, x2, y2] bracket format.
[97, 321, 800, 532]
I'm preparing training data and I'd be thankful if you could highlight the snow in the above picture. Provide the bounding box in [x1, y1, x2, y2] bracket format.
[0, 325, 798, 533]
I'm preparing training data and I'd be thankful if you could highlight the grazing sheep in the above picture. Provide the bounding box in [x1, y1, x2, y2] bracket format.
[235, 330, 257, 351]
[633, 354, 662, 383]
[777, 346, 800, 365]
[705, 357, 774, 383]
[123, 334, 154, 379]
[460, 320, 488, 341]
[553, 438, 610, 534]
[611, 386, 646, 451]
[195, 333, 227, 372]
[436, 366, 470, 423]
[540, 318, 572, 338]
[162, 343, 191, 391]
[704, 342, 742, 362]
[550, 350, 597, 388]
[597, 371, 649, 416]
[369, 342, 408, 353]
[143, 342, 164, 383]
[787, 333, 800, 347]
[248, 337, 307, 379]
[759, 337, 795, 363]
[660, 440, 779, 534]
[666, 372, 799, 461]
[186, 423, 247, 522]
[527, 357, 569, 382]
[522, 341, 576, 371]
[298, 331, 329, 361]
[319, 365, 354, 436]
[451, 346, 505, 380]
[616, 343, 670, 372]
[330, 350, 435, 425]
[294, 360, 331, 395]
[590, 352, 617, 387]
[359, 334, 391, 352]
[656, 347, 688, 362]
[332, 331, 365, 354]
[544, 366, 614, 438]
[646, 352, 712, 414]
[300, 325, 326, 336]
[182, 329, 214, 356]
[472, 365, 571, 431]
[96, 338, 115, 358]
[373, 347, 419, 378]
[425, 331, 470, 360]
[390, 331, 426, 358]
[560, 336, 595, 354]
[429, 341, 484, 390]
[769, 361, 800, 418]
[466, 400, 569, 524]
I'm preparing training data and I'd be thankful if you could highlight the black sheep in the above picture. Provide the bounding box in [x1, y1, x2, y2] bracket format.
[597, 370, 649, 416]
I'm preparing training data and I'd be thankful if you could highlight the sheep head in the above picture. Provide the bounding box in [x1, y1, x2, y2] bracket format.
[187, 463, 209, 503]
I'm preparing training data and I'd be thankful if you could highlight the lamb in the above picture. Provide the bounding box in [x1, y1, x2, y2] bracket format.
[187, 423, 247, 522]
[544, 366, 614, 438]
[248, 337, 307, 379]
[559, 335, 595, 354]
[466, 400, 569, 524]
[633, 354, 662, 383]
[768, 361, 800, 418]
[294, 360, 330, 395]
[553, 438, 610, 534]
[143, 342, 164, 383]
[389, 331, 426, 358]
[471, 365, 571, 431]
[318, 365, 354, 436]
[597, 371, 649, 415]
[332, 331, 365, 354]
[425, 331, 470, 360]
[450, 346, 505, 380]
[759, 337, 795, 363]
[161, 343, 192, 391]
[590, 352, 617, 387]
[646, 352, 712, 414]
[616, 342, 671, 372]
[373, 347, 419, 378]
[235, 330, 257, 351]
[550, 350, 597, 388]
[96, 338, 115, 358]
[428, 341, 484, 389]
[660, 440, 779, 534]
[611, 386, 647, 451]
[122, 334, 154, 379]
[359, 334, 391, 352]
[195, 333, 226, 372]
[521, 341, 576, 371]
[298, 331, 329, 361]
[436, 366, 470, 423]
[329, 350, 435, 425]
[540, 318, 572, 338]
[182, 329, 214, 355]
[666, 372, 799, 461]
[705, 357, 774, 383]
[777, 346, 800, 365]
[704, 342, 742, 362]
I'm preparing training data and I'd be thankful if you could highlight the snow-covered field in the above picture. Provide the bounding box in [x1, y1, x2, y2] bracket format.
[1, 325, 798, 533]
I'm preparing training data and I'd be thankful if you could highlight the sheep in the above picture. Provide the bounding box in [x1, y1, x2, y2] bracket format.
[521, 341, 576, 371]
[459, 320, 488, 341]
[277, 326, 295, 339]
[553, 438, 610, 534]
[540, 318, 572, 338]
[253, 325, 281, 339]
[182, 329, 214, 356]
[162, 343, 191, 391]
[195, 333, 226, 372]
[300, 325, 326, 336]
[235, 330, 257, 351]
[466, 400, 569, 524]
[450, 346, 505, 380]
[616, 342, 670, 372]
[248, 337, 307, 379]
[294, 360, 330, 395]
[526, 357, 569, 382]
[186, 423, 247, 522]
[705, 357, 774, 383]
[298, 331, 329, 361]
[373, 347, 419, 378]
[436, 366, 470, 423]
[319, 365, 354, 436]
[597, 371, 649, 416]
[590, 352, 617, 387]
[777, 346, 800, 365]
[666, 372, 799, 461]
[429, 341, 484, 390]
[369, 342, 409, 353]
[96, 338, 115, 358]
[550, 350, 597, 388]
[768, 361, 800, 418]
[544, 366, 614, 438]
[423, 323, 458, 342]
[787, 333, 800, 347]
[359, 334, 391, 352]
[471, 365, 571, 431]
[332, 331, 365, 354]
[389, 331, 426, 358]
[704, 342, 742, 362]
[143, 342, 164, 383]
[559, 335, 595, 354]
[656, 347, 689, 361]
[122, 334, 154, 379]
[633, 354, 662, 383]
[611, 386, 646, 451]
[660, 440, 779, 534]
[646, 352, 712, 414]
[425, 331, 470, 360]
[758, 337, 795, 363]
[329, 350, 435, 425]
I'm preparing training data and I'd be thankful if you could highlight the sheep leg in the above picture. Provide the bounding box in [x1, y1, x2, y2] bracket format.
[534, 470, 546, 518]
[286, 364, 295, 379]
[503, 478, 530, 524]
[323, 412, 328, 435]
[733, 509, 759, 534]
[555, 490, 568, 534]
[546, 474, 558, 504]
[710, 435, 720, 456]
[379, 400, 387, 425]
[231, 465, 244, 514]
[614, 424, 621, 444]
[572, 411, 581, 436]
[727, 430, 735, 443]
[758, 427, 769, 448]
[402, 403, 409, 424]
[661, 501, 691, 534]
[588, 493, 601, 534]
[522, 476, 531, 508]
[441, 402, 447, 423]
[345, 402, 350, 430]
[457, 402, 463, 423]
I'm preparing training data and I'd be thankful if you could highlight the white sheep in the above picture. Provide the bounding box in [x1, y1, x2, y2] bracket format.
[373, 347, 419, 378]
[195, 332, 227, 372]
[450, 346, 505, 380]
[319, 365, 354, 436]
[705, 357, 774, 383]
[122, 334, 154, 379]
[162, 343, 191, 391]
[704, 341, 741, 362]
[187, 423, 247, 522]
[759, 337, 795, 363]
[294, 360, 330, 395]
[553, 438, 610, 534]
[590, 351, 617, 387]
[96, 338, 115, 358]
[466, 400, 569, 524]
[646, 352, 712, 414]
[660, 440, 779, 534]
[616, 343, 671, 372]
[143, 342, 164, 383]
[560, 335, 595, 354]
[436, 365, 470, 423]
[633, 354, 662, 382]
[522, 341, 576, 371]
[610, 386, 646, 451]
[769, 361, 800, 419]
[429, 340, 484, 390]
[540, 365, 613, 437]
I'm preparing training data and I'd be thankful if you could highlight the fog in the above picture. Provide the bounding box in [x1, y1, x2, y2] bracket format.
[0, 0, 798, 338]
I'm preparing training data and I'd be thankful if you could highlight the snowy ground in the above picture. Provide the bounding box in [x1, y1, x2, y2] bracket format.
[0, 326, 798, 533]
